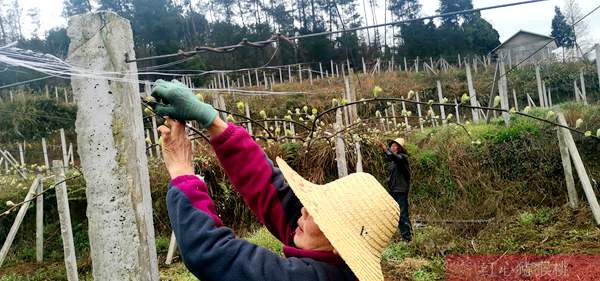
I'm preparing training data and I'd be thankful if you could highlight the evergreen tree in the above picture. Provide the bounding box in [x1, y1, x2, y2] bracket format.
[438, 0, 473, 26]
[551, 6, 575, 48]
[62, 0, 92, 17]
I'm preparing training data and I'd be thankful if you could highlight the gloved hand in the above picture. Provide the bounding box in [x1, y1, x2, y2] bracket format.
[151, 79, 218, 128]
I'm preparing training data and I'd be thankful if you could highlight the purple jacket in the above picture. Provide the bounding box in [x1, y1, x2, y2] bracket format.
[167, 124, 357, 281]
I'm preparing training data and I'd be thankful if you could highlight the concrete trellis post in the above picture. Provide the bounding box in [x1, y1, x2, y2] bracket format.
[579, 70, 588, 105]
[595, 44, 600, 91]
[334, 109, 348, 177]
[415, 92, 423, 132]
[165, 231, 177, 265]
[0, 176, 42, 267]
[279, 68, 283, 83]
[466, 63, 479, 123]
[361, 57, 366, 74]
[67, 11, 159, 280]
[557, 128, 577, 209]
[512, 89, 519, 111]
[309, 67, 313, 85]
[436, 81, 446, 125]
[36, 178, 43, 263]
[535, 65, 544, 107]
[18, 143, 24, 166]
[298, 64, 303, 84]
[556, 113, 600, 225]
[401, 101, 409, 131]
[60, 128, 68, 167]
[391, 103, 397, 127]
[354, 143, 363, 173]
[574, 80, 580, 102]
[288, 66, 293, 83]
[262, 71, 268, 90]
[319, 63, 324, 79]
[245, 103, 253, 136]
[53, 160, 79, 281]
[255, 69, 260, 87]
[498, 59, 510, 125]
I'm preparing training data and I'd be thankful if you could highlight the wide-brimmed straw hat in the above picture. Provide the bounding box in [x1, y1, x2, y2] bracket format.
[388, 137, 405, 148]
[276, 157, 400, 281]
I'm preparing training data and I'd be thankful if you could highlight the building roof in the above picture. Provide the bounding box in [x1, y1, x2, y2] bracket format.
[492, 30, 556, 53]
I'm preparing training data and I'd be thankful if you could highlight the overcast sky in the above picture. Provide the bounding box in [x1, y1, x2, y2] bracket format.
[17, 0, 600, 45]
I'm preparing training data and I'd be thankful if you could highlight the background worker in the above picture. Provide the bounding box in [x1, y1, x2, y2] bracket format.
[374, 138, 412, 242]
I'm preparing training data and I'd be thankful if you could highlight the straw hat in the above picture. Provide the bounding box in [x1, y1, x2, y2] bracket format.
[388, 137, 405, 148]
[276, 157, 400, 281]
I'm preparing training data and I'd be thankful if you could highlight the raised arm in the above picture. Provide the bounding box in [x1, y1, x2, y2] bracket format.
[210, 123, 302, 245]
[151, 80, 301, 245]
[167, 176, 343, 281]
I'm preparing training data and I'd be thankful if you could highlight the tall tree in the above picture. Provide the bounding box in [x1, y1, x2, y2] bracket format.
[551, 6, 575, 49]
[97, 0, 134, 19]
[562, 0, 589, 56]
[62, 0, 92, 17]
[438, 0, 473, 26]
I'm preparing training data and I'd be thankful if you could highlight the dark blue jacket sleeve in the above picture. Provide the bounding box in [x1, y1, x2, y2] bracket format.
[167, 182, 347, 281]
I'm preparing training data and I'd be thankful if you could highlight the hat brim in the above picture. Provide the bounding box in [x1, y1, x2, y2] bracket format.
[276, 157, 399, 281]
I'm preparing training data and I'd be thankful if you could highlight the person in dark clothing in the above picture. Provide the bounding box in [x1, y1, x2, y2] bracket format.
[374, 138, 412, 242]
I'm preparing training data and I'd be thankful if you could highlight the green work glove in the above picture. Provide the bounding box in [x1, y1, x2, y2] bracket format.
[151, 79, 218, 128]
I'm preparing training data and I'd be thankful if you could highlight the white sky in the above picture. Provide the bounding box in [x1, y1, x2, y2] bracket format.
[17, 0, 600, 45]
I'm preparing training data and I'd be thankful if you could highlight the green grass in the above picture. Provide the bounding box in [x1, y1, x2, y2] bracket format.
[244, 227, 283, 255]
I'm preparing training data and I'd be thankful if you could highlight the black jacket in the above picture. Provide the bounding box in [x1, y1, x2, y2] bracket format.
[385, 149, 411, 193]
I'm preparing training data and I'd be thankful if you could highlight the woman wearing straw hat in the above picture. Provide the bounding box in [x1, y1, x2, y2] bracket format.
[152, 80, 400, 281]
[374, 138, 412, 242]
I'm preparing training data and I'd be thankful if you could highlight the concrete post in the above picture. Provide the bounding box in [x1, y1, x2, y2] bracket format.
[498, 59, 510, 125]
[595, 44, 600, 92]
[334, 109, 348, 177]
[466, 63, 479, 123]
[557, 113, 600, 225]
[66, 11, 159, 280]
[53, 160, 79, 281]
[436, 81, 446, 124]
[535, 65, 544, 107]
[557, 129, 578, 209]
[36, 177, 44, 263]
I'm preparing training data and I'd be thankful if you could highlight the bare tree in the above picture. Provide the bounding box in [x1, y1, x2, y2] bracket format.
[562, 0, 591, 57]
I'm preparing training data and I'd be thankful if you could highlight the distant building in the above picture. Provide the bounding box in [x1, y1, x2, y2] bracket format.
[492, 30, 558, 65]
